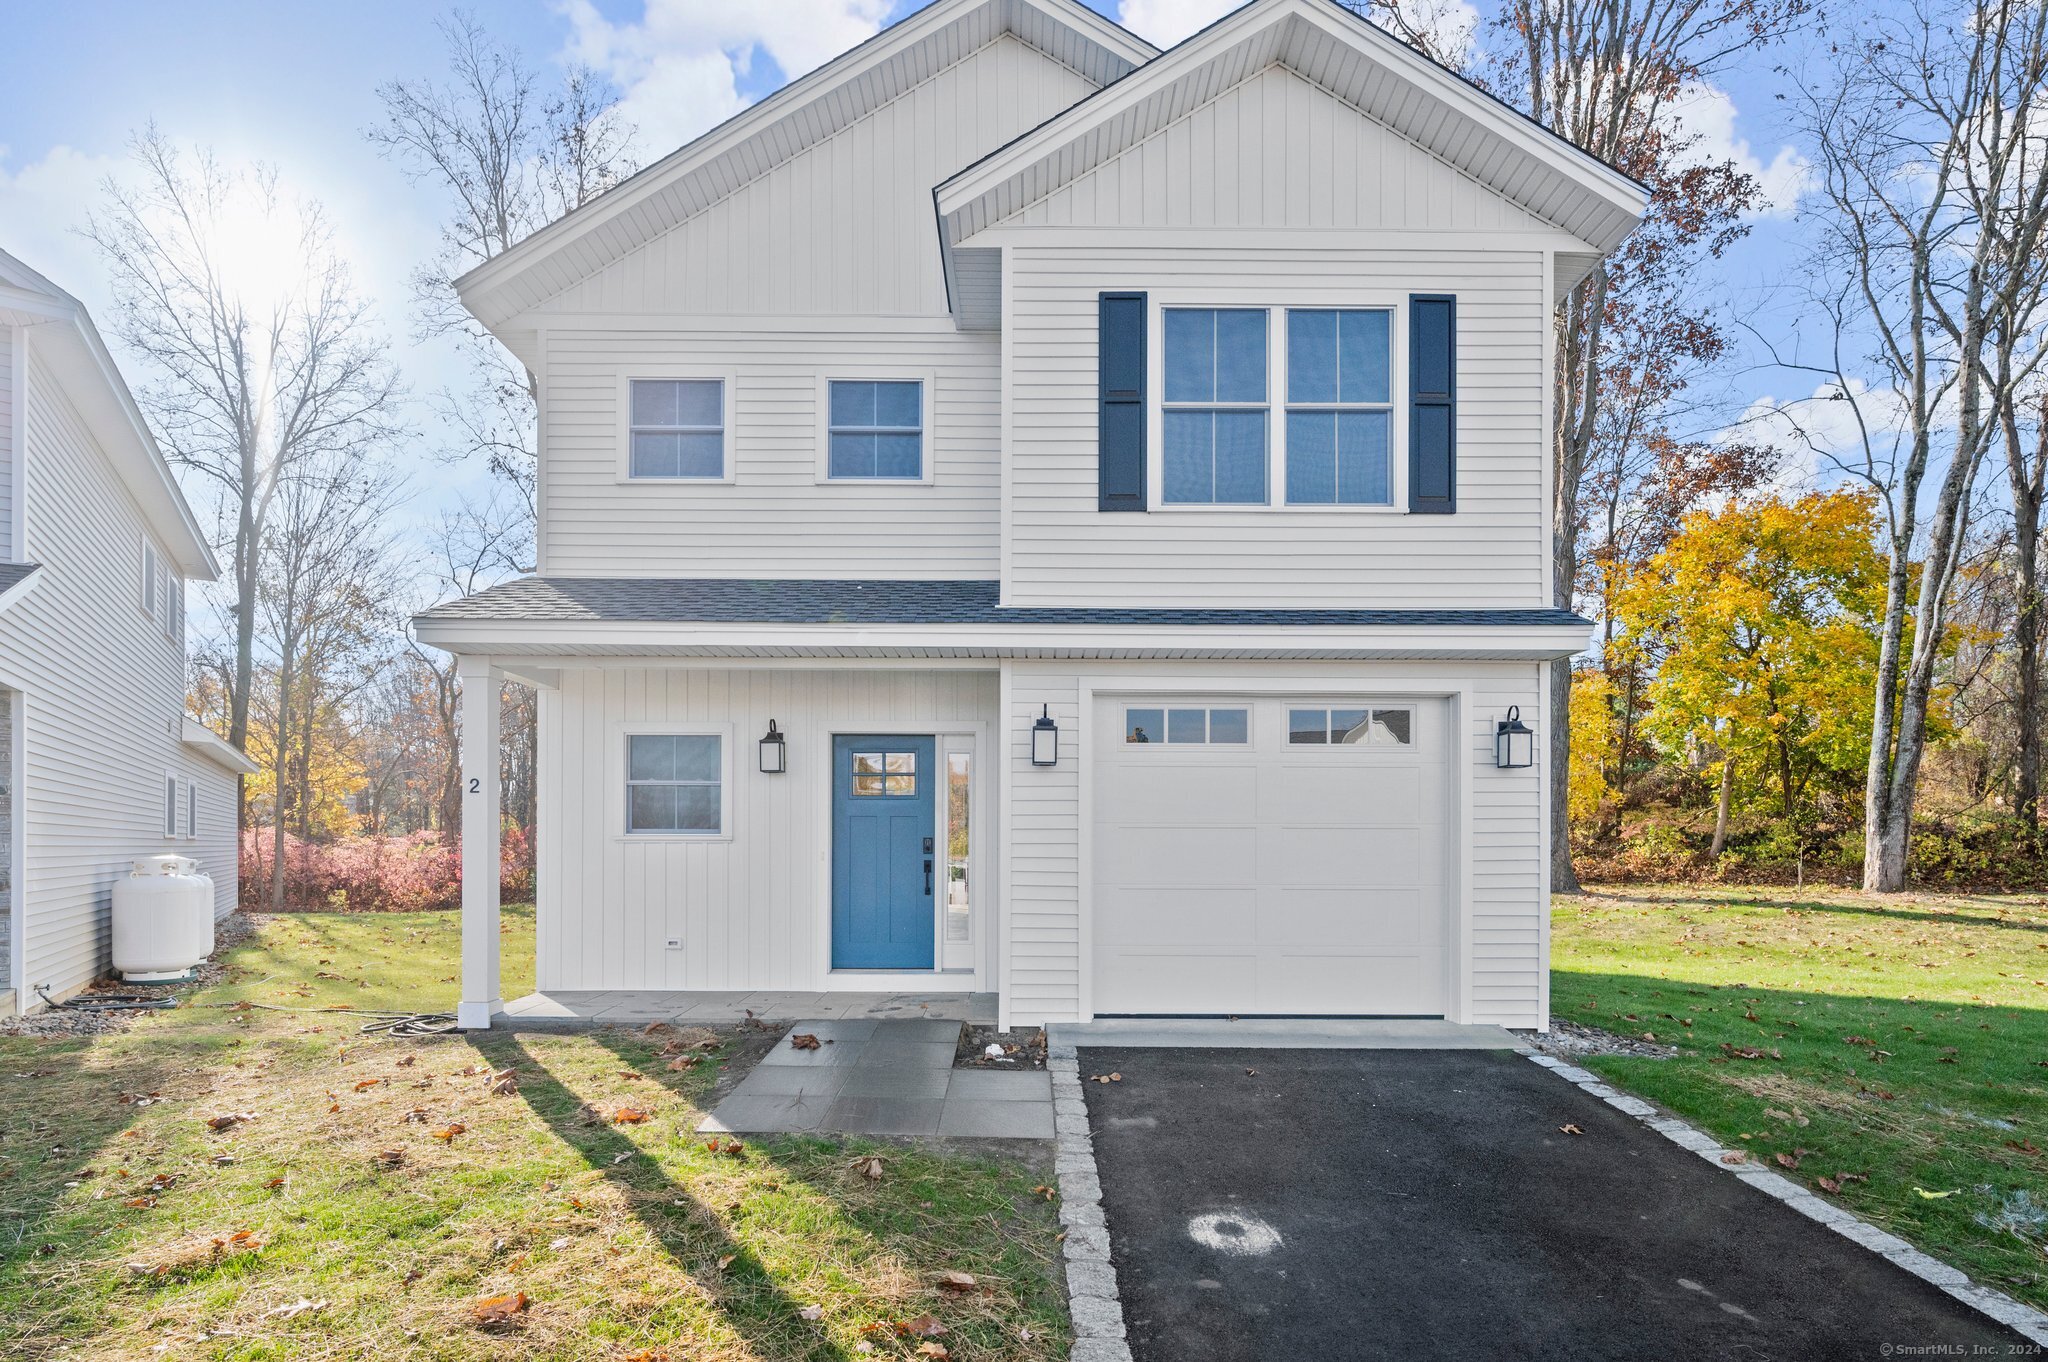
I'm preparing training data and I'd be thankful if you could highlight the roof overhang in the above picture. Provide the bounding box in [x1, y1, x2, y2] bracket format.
[0, 253, 218, 579]
[934, 0, 1648, 323]
[455, 0, 1156, 332]
[413, 616, 1594, 662]
[182, 717, 260, 776]
[0, 562, 42, 616]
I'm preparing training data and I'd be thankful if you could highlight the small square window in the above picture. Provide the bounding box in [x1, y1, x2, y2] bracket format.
[1125, 708, 1164, 744]
[626, 734, 723, 833]
[828, 380, 923, 479]
[1206, 708, 1249, 744]
[629, 379, 725, 479]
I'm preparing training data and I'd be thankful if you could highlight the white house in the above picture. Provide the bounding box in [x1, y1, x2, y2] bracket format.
[0, 248, 255, 1016]
[415, 0, 1645, 1032]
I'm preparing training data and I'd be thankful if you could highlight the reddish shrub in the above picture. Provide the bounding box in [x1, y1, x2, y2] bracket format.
[239, 827, 533, 912]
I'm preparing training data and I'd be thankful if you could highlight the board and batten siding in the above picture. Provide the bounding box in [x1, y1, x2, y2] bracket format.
[537, 666, 998, 993]
[541, 324, 1001, 577]
[1000, 241, 1550, 607]
[530, 35, 1099, 320]
[1001, 658, 1547, 1029]
[995, 65, 1557, 235]
[0, 341, 235, 1007]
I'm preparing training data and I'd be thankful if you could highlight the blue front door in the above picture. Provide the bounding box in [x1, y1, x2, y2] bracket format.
[831, 735, 937, 969]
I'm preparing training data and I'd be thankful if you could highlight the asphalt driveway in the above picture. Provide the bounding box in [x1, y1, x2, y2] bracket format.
[1081, 1047, 2030, 1361]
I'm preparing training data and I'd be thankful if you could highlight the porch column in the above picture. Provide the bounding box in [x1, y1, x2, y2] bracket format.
[456, 656, 502, 1030]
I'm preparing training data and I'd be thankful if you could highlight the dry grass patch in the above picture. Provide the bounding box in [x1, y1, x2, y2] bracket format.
[0, 909, 1068, 1361]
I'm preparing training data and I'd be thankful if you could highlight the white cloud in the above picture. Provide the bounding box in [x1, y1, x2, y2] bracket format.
[1669, 82, 1810, 219]
[558, 0, 894, 158]
[1729, 378, 1914, 495]
[1116, 0, 1243, 47]
[0, 143, 126, 316]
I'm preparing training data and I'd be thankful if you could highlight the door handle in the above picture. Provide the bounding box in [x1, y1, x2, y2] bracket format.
[924, 859, 934, 895]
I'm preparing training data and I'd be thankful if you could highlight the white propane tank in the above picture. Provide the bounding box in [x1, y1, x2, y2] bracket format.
[111, 855, 216, 982]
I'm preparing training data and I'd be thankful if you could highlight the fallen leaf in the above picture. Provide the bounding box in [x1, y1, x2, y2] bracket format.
[936, 1270, 978, 1293]
[900, 1313, 948, 1338]
[264, 1297, 329, 1320]
[205, 1114, 251, 1132]
[353, 1079, 382, 1092]
[789, 1033, 822, 1051]
[717, 1254, 737, 1270]
[1913, 1187, 1960, 1199]
[1720, 1151, 1749, 1165]
[852, 1156, 886, 1182]
[124, 1196, 157, 1209]
[264, 1176, 286, 1190]
[374, 1149, 406, 1169]
[612, 1108, 650, 1125]
[471, 1291, 528, 1328]
[1558, 1124, 1583, 1136]
[431, 1124, 466, 1143]
[666, 1056, 702, 1072]
[917, 1345, 951, 1359]
[799, 1304, 825, 1321]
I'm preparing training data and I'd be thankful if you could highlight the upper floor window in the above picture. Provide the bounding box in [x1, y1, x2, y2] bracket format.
[827, 380, 923, 480]
[141, 542, 159, 620]
[1162, 308, 1268, 505]
[629, 378, 725, 479]
[1285, 309, 1393, 506]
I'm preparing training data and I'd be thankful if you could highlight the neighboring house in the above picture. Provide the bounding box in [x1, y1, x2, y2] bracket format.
[416, 0, 1646, 1032]
[0, 248, 255, 1016]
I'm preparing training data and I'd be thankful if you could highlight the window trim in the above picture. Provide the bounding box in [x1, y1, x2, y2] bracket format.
[814, 370, 937, 486]
[616, 373, 737, 484]
[1145, 294, 1408, 514]
[141, 540, 160, 621]
[612, 723, 735, 842]
[184, 778, 199, 839]
[162, 770, 180, 839]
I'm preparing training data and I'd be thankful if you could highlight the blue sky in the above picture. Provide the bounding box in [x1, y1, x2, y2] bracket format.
[0, 0, 1829, 582]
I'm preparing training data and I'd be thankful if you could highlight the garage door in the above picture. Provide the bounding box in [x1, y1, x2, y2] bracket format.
[1091, 696, 1451, 1016]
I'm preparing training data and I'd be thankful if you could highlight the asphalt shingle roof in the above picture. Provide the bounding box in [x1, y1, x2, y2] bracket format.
[0, 562, 41, 597]
[417, 577, 1591, 630]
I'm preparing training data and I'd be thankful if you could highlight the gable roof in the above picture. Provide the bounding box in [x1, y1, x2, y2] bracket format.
[935, 0, 1648, 266]
[0, 248, 218, 579]
[456, 0, 1156, 329]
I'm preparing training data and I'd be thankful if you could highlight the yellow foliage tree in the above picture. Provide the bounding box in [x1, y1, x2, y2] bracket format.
[1614, 491, 1888, 853]
[1568, 667, 1617, 834]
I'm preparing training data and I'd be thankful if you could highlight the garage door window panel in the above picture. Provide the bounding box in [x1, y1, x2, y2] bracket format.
[1124, 706, 1249, 745]
[1288, 707, 1413, 745]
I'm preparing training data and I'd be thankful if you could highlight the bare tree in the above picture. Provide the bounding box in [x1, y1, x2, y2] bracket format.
[82, 127, 405, 818]
[367, 11, 635, 520]
[1789, 0, 2048, 888]
[255, 454, 407, 908]
[1996, 384, 2048, 825]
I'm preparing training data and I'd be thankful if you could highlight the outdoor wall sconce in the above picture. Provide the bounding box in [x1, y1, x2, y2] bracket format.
[1495, 706, 1535, 769]
[759, 719, 787, 774]
[1030, 705, 1059, 767]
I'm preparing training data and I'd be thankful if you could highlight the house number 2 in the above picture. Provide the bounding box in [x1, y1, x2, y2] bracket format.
[468, 778, 481, 793]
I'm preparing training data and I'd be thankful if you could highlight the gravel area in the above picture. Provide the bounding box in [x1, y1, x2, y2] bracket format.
[1526, 1016, 1679, 1060]
[0, 911, 263, 1038]
[955, 1022, 1048, 1069]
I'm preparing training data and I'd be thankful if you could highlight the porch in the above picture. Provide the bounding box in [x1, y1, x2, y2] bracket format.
[496, 988, 998, 1030]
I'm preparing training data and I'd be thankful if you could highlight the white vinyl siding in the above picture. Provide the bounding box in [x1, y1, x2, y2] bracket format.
[542, 324, 999, 578]
[529, 35, 1100, 319]
[0, 324, 14, 561]
[0, 340, 238, 1007]
[536, 667, 997, 993]
[1001, 241, 1548, 607]
[992, 65, 1559, 236]
[1002, 658, 1547, 1030]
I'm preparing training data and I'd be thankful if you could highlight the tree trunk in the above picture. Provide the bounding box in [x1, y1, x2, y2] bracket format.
[1710, 753, 1735, 858]
[269, 652, 295, 911]
[2006, 398, 2045, 828]
[1549, 657, 1580, 893]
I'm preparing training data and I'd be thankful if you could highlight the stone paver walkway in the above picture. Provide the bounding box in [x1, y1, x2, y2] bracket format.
[699, 1018, 1054, 1138]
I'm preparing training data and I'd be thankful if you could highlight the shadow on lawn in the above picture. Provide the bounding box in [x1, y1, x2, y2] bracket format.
[1572, 888, 2048, 934]
[475, 1031, 854, 1361]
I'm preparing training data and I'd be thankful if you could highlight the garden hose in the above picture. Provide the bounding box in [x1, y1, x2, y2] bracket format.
[35, 985, 179, 1013]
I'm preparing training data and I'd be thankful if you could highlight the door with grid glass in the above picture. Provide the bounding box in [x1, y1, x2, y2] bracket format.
[831, 735, 937, 969]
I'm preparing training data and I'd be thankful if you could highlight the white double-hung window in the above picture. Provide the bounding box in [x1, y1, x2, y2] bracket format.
[1284, 309, 1393, 505]
[826, 379, 924, 480]
[1161, 308, 1269, 504]
[628, 378, 726, 479]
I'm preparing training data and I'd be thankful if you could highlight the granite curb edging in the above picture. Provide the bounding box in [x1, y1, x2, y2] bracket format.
[1048, 1040, 1134, 1362]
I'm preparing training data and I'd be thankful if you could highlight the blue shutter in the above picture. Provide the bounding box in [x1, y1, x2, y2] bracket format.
[1408, 294, 1456, 514]
[1098, 292, 1148, 511]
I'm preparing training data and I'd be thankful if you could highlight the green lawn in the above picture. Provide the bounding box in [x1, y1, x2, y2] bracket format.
[1555, 886, 2048, 1308]
[0, 907, 1068, 1361]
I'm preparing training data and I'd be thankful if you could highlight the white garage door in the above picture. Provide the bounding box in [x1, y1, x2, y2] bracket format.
[1091, 696, 1451, 1016]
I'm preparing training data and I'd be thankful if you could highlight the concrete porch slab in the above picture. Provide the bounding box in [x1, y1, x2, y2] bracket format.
[1047, 1018, 1528, 1049]
[492, 990, 996, 1030]
[700, 1020, 1055, 1138]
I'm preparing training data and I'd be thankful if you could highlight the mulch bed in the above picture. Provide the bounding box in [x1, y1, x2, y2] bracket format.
[954, 1023, 1048, 1070]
